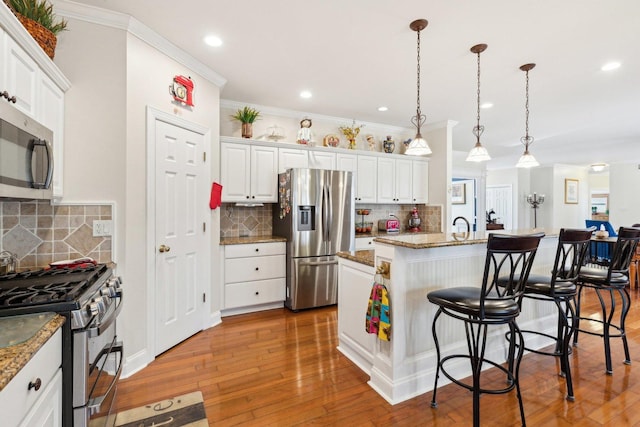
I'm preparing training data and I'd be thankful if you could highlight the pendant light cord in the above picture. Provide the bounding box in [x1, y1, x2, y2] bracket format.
[524, 69, 530, 141]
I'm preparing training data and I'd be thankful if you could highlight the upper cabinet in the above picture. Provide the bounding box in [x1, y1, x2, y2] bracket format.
[0, 10, 71, 200]
[220, 137, 428, 205]
[220, 142, 278, 202]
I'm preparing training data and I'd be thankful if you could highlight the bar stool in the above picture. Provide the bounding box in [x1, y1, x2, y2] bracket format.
[427, 233, 543, 427]
[516, 228, 593, 401]
[573, 227, 640, 374]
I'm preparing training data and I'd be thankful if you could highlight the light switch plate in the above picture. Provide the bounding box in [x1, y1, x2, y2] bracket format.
[93, 220, 112, 237]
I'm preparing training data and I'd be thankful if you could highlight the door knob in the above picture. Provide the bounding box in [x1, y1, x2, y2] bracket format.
[159, 244, 171, 253]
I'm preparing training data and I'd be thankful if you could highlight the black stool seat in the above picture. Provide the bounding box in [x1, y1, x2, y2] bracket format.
[577, 267, 626, 286]
[427, 233, 543, 427]
[524, 274, 576, 296]
[427, 287, 519, 319]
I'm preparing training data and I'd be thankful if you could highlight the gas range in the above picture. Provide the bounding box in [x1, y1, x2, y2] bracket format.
[0, 263, 123, 427]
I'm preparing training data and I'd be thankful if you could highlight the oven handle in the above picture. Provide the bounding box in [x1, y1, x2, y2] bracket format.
[88, 291, 123, 338]
[88, 341, 123, 415]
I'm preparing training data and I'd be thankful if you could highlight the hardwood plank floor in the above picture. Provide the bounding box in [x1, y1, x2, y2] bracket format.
[113, 286, 640, 426]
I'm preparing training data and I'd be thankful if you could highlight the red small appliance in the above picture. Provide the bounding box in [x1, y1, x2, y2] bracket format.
[170, 75, 195, 106]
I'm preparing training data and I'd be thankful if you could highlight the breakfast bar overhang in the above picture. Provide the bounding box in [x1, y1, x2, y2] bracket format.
[337, 229, 560, 405]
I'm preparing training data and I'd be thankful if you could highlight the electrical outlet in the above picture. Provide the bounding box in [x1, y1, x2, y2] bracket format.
[93, 220, 112, 237]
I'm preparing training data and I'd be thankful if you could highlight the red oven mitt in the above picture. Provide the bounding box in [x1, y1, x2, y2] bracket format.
[210, 182, 222, 209]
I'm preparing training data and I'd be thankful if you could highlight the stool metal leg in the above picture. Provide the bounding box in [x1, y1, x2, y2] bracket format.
[430, 308, 443, 408]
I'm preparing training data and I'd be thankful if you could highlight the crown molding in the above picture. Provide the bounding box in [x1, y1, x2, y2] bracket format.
[53, 0, 227, 88]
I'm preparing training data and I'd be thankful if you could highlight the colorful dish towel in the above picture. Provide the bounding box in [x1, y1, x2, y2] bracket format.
[365, 281, 391, 341]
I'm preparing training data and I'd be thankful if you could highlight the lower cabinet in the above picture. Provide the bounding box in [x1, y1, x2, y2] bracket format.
[355, 237, 375, 250]
[337, 257, 376, 373]
[0, 328, 62, 427]
[222, 242, 286, 315]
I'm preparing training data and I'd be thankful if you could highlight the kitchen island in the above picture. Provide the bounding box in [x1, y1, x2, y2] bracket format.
[337, 229, 559, 404]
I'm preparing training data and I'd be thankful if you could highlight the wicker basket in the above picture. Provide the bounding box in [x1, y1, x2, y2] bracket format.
[15, 13, 57, 59]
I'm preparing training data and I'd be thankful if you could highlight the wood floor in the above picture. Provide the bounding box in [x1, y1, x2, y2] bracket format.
[112, 286, 640, 426]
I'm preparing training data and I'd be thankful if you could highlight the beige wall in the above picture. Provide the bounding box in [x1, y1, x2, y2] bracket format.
[54, 17, 222, 372]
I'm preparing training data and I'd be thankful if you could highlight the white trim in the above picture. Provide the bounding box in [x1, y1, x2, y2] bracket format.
[53, 0, 227, 88]
[145, 105, 212, 362]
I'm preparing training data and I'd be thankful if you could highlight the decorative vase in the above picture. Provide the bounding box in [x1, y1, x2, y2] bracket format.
[241, 123, 253, 139]
[383, 136, 395, 153]
[348, 138, 357, 150]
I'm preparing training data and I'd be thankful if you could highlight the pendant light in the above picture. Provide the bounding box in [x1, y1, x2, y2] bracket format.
[516, 63, 539, 168]
[466, 43, 491, 162]
[405, 19, 432, 156]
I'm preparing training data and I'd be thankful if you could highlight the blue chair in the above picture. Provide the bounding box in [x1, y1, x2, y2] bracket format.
[586, 220, 617, 264]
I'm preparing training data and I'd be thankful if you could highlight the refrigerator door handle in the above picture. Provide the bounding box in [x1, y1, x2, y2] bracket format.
[298, 260, 339, 267]
[322, 184, 330, 243]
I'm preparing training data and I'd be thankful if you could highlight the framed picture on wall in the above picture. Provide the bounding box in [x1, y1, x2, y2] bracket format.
[565, 179, 579, 204]
[452, 182, 466, 204]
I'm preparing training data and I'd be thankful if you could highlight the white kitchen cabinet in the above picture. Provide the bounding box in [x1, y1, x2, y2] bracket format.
[0, 329, 62, 427]
[220, 142, 278, 202]
[355, 155, 377, 203]
[0, 14, 69, 200]
[309, 151, 336, 170]
[3, 35, 38, 118]
[336, 153, 357, 172]
[222, 242, 286, 315]
[377, 157, 412, 204]
[337, 257, 376, 373]
[411, 159, 429, 203]
[278, 147, 309, 172]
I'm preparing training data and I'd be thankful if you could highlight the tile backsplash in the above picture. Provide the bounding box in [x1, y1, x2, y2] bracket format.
[219, 202, 442, 238]
[1, 201, 113, 272]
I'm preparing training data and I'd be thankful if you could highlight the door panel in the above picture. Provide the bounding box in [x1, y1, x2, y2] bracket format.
[155, 120, 207, 355]
[290, 256, 338, 310]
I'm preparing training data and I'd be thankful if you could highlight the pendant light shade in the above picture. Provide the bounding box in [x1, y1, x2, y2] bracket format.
[516, 63, 539, 168]
[466, 43, 490, 162]
[405, 19, 432, 156]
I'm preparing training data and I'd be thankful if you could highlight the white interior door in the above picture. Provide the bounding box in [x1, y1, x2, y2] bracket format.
[154, 119, 208, 355]
[486, 184, 513, 230]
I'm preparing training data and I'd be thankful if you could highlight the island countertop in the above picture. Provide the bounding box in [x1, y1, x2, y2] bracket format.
[373, 228, 557, 249]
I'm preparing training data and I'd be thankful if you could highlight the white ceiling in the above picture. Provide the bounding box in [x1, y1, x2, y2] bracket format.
[61, 0, 640, 170]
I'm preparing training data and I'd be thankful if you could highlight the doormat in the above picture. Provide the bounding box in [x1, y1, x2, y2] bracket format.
[112, 391, 208, 427]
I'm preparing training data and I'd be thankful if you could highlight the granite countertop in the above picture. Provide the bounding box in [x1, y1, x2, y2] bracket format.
[0, 313, 65, 392]
[373, 228, 558, 250]
[337, 250, 375, 267]
[220, 235, 287, 245]
[356, 230, 429, 238]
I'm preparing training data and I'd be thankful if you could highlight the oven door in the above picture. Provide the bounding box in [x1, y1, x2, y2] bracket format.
[73, 294, 123, 427]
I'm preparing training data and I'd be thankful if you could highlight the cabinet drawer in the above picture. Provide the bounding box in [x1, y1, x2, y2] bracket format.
[225, 242, 285, 258]
[355, 237, 374, 250]
[0, 328, 61, 427]
[225, 254, 285, 283]
[225, 278, 286, 309]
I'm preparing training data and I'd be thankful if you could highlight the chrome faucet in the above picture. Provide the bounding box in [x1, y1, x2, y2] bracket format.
[452, 216, 470, 233]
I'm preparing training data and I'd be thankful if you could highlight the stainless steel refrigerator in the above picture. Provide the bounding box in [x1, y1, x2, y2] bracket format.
[273, 168, 354, 310]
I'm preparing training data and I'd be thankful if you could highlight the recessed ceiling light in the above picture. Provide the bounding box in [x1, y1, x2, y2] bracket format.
[300, 91, 312, 99]
[378, 106, 388, 112]
[204, 35, 223, 47]
[480, 102, 493, 109]
[601, 61, 621, 71]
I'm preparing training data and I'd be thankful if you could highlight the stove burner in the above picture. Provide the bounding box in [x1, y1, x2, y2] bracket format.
[0, 264, 109, 310]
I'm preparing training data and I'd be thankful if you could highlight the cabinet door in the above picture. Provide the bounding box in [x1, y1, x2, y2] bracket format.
[376, 157, 395, 203]
[4, 36, 38, 118]
[412, 160, 429, 203]
[278, 147, 308, 172]
[220, 143, 251, 201]
[18, 369, 62, 427]
[309, 151, 336, 170]
[251, 145, 278, 202]
[39, 74, 65, 199]
[356, 155, 377, 203]
[394, 158, 413, 203]
[336, 153, 357, 172]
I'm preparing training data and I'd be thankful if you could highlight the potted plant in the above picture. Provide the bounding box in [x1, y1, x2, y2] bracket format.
[4, 0, 68, 59]
[231, 106, 261, 139]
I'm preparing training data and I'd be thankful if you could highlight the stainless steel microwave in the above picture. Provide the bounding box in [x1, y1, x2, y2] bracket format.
[0, 101, 53, 200]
